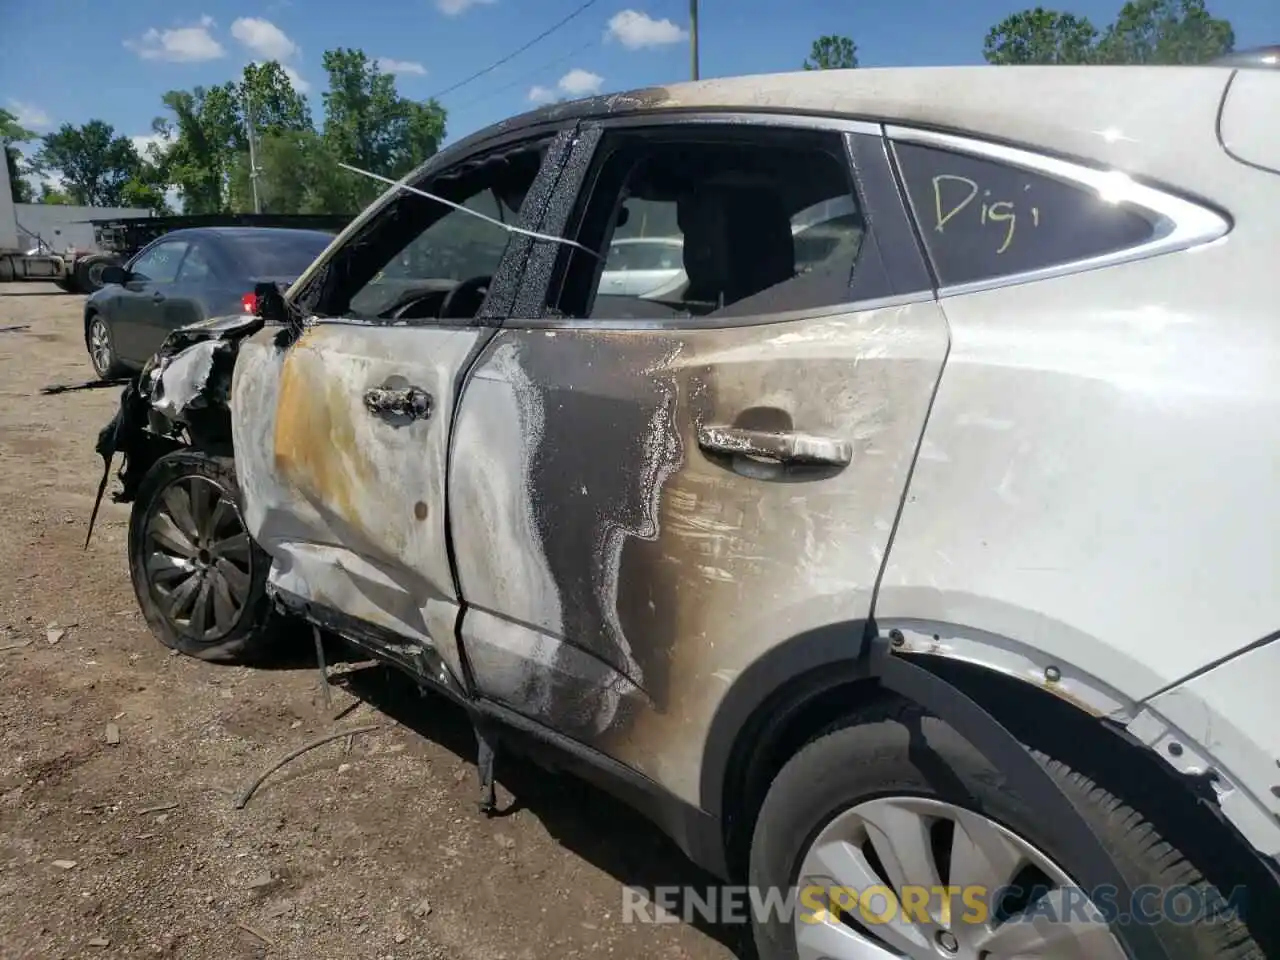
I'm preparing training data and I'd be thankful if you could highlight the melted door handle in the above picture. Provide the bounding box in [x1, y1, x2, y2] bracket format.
[697, 425, 852, 467]
[364, 384, 433, 421]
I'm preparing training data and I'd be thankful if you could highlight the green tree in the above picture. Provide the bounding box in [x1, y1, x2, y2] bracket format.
[320, 48, 447, 209]
[1, 107, 36, 203]
[1096, 0, 1233, 63]
[803, 35, 859, 70]
[38, 184, 72, 205]
[227, 128, 355, 214]
[154, 85, 239, 213]
[984, 0, 1233, 65]
[239, 61, 313, 135]
[34, 120, 141, 206]
[984, 7, 1100, 63]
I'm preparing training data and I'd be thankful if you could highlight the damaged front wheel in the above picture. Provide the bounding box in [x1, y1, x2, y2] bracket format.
[129, 451, 273, 662]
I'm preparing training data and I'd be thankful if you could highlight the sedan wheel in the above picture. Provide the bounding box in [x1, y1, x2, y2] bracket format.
[88, 316, 119, 378]
[749, 703, 1267, 960]
[143, 473, 252, 643]
[792, 796, 1126, 960]
[128, 452, 273, 662]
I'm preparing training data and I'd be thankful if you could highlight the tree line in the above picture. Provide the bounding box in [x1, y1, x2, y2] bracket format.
[803, 0, 1233, 70]
[2, 49, 446, 216]
[2, 1, 1238, 213]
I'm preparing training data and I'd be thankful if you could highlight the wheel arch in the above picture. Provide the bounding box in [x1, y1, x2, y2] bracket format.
[704, 620, 1280, 939]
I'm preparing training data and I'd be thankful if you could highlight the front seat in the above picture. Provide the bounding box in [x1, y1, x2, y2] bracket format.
[676, 182, 796, 310]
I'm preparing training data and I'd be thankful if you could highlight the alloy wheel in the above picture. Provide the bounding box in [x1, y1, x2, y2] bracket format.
[142, 474, 254, 643]
[793, 796, 1129, 960]
[89, 318, 112, 377]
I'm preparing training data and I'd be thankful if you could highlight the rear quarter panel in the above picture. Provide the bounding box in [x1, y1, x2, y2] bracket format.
[876, 152, 1280, 703]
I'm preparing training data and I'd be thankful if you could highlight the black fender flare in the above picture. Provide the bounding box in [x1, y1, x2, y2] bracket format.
[868, 634, 1172, 960]
[698, 626, 1172, 960]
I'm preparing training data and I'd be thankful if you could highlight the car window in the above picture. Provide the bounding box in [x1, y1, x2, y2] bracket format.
[130, 241, 190, 284]
[605, 238, 683, 272]
[893, 141, 1160, 288]
[551, 127, 869, 322]
[229, 231, 333, 279]
[338, 140, 549, 321]
[177, 243, 213, 282]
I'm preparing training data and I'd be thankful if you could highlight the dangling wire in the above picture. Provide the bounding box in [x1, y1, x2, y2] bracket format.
[337, 163, 603, 260]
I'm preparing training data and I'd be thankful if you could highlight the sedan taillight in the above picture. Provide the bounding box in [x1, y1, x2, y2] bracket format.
[241, 292, 259, 315]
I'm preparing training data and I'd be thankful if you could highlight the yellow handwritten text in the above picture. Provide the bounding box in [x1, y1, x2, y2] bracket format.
[931, 175, 1041, 255]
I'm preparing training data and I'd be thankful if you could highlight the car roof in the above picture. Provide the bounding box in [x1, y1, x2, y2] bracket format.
[440, 65, 1247, 198]
[161, 226, 334, 242]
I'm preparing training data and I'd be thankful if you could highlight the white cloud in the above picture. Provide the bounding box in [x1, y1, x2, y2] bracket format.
[130, 133, 171, 162]
[605, 10, 687, 49]
[557, 68, 604, 97]
[6, 99, 51, 130]
[377, 58, 427, 76]
[436, 0, 496, 15]
[280, 64, 311, 94]
[528, 68, 605, 104]
[231, 17, 299, 61]
[125, 15, 225, 62]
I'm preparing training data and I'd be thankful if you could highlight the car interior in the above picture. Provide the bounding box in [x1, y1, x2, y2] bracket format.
[563, 137, 868, 322]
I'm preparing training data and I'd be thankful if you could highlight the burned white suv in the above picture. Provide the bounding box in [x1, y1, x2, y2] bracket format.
[93, 63, 1279, 960]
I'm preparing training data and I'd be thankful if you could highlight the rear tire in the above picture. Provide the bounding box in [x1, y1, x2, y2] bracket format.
[749, 700, 1264, 960]
[74, 254, 113, 294]
[129, 451, 274, 663]
[86, 313, 126, 379]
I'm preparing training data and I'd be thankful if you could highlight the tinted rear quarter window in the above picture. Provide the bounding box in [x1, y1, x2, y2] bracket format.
[893, 142, 1159, 287]
[230, 232, 333, 278]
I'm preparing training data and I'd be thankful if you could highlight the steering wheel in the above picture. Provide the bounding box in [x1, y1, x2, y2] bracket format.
[439, 275, 492, 319]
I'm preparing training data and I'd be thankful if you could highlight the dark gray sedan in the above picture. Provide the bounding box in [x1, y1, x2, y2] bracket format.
[83, 226, 335, 378]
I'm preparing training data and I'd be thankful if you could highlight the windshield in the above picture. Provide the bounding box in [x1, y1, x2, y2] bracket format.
[230, 231, 334, 278]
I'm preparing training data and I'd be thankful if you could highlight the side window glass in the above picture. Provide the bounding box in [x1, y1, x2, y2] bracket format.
[893, 142, 1159, 287]
[177, 244, 213, 282]
[552, 129, 869, 322]
[339, 141, 549, 322]
[131, 241, 189, 284]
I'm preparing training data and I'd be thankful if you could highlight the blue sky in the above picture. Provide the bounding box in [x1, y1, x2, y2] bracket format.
[2, 0, 1275, 173]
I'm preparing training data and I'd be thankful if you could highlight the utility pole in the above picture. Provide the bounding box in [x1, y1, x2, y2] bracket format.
[689, 0, 699, 81]
[243, 87, 262, 214]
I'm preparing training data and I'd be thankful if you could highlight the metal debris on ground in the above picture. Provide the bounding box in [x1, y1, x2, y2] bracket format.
[104, 723, 120, 745]
[138, 802, 178, 815]
[51, 860, 77, 870]
[232, 724, 383, 810]
[40, 377, 130, 396]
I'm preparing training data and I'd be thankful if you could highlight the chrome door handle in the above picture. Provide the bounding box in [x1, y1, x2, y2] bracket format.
[697, 425, 852, 467]
[363, 384, 433, 421]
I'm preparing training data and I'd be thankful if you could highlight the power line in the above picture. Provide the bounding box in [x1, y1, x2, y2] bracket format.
[431, 0, 604, 100]
[450, 39, 600, 111]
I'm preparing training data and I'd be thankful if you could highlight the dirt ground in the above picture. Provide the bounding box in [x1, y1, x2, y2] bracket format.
[0, 284, 744, 960]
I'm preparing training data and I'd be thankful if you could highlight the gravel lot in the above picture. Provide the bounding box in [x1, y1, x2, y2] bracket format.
[0, 283, 743, 960]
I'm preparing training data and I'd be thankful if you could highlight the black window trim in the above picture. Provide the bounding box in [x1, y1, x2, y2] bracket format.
[884, 124, 1231, 299]
[288, 117, 583, 320]
[506, 111, 936, 332]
